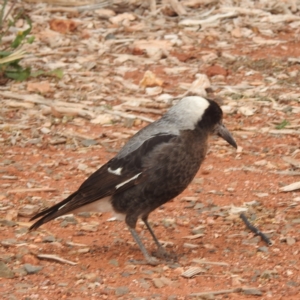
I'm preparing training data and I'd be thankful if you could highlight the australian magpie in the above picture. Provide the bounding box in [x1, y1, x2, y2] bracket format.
[30, 96, 237, 265]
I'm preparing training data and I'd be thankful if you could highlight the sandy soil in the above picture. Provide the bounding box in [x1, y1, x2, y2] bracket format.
[1, 1, 300, 299]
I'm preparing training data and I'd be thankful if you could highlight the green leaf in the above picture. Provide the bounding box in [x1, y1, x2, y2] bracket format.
[276, 120, 290, 130]
[0, 0, 6, 29]
[0, 51, 12, 58]
[30, 68, 64, 79]
[30, 70, 46, 77]
[23, 15, 32, 36]
[5, 67, 31, 81]
[27, 36, 35, 44]
[10, 15, 32, 48]
[9, 59, 22, 67]
[11, 32, 24, 48]
[48, 68, 64, 79]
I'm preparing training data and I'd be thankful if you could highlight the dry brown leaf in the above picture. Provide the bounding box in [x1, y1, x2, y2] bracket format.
[109, 13, 135, 25]
[139, 70, 164, 88]
[49, 19, 77, 34]
[231, 27, 242, 38]
[27, 81, 51, 94]
[133, 40, 173, 53]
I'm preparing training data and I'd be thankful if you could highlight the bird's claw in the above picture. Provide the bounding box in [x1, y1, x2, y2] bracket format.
[128, 257, 160, 266]
[152, 247, 177, 262]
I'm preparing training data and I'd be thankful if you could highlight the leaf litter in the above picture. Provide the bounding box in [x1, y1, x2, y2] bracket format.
[0, 0, 300, 299]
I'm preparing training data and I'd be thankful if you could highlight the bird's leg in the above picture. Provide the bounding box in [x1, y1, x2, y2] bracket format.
[127, 227, 159, 266]
[142, 216, 170, 259]
[142, 217, 165, 250]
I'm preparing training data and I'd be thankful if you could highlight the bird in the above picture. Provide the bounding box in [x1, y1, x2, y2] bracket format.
[29, 96, 237, 265]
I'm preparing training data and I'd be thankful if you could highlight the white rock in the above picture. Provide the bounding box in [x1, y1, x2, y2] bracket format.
[95, 9, 115, 18]
[155, 93, 173, 103]
[221, 105, 236, 114]
[238, 106, 257, 116]
[91, 114, 113, 124]
[109, 13, 135, 25]
[40, 127, 51, 134]
[145, 86, 163, 96]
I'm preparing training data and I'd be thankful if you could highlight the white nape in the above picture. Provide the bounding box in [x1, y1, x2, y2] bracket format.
[167, 96, 210, 130]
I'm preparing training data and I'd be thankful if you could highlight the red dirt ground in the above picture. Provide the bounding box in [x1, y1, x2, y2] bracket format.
[1, 5, 300, 300]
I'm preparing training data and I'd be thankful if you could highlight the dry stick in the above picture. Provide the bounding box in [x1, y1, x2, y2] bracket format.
[190, 288, 242, 297]
[122, 105, 164, 115]
[8, 187, 57, 193]
[192, 259, 229, 266]
[169, 0, 187, 15]
[190, 287, 262, 297]
[37, 254, 77, 266]
[104, 109, 155, 123]
[240, 213, 272, 246]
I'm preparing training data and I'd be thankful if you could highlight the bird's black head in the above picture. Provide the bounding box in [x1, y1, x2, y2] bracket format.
[197, 99, 237, 149]
[197, 99, 223, 131]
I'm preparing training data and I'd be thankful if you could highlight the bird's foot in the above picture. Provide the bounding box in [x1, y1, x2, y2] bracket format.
[128, 257, 160, 266]
[152, 247, 177, 262]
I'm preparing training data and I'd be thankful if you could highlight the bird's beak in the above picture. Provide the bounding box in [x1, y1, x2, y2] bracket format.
[216, 122, 237, 149]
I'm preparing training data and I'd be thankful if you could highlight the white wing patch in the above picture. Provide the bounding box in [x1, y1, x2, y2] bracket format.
[58, 203, 67, 210]
[108, 167, 123, 176]
[115, 173, 142, 190]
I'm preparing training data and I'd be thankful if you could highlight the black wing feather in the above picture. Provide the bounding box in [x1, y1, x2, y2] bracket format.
[29, 133, 176, 230]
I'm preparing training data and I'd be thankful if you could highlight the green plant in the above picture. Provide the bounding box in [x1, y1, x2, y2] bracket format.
[0, 0, 34, 81]
[276, 119, 290, 130]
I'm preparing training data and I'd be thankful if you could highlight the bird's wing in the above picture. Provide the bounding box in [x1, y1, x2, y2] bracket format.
[116, 118, 180, 158]
[30, 133, 177, 229]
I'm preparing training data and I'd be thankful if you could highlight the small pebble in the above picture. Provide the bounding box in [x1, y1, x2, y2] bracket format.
[42, 235, 56, 243]
[18, 204, 40, 217]
[78, 163, 88, 171]
[0, 261, 14, 278]
[0, 219, 17, 227]
[152, 278, 165, 288]
[114, 286, 129, 296]
[286, 237, 296, 245]
[23, 263, 43, 275]
[109, 259, 119, 267]
[257, 246, 268, 253]
[243, 288, 263, 296]
[78, 212, 91, 218]
[81, 139, 98, 147]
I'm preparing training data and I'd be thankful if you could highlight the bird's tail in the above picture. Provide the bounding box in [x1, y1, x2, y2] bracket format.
[29, 191, 78, 231]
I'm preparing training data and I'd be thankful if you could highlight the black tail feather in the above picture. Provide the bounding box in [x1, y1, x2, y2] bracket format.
[29, 191, 78, 231]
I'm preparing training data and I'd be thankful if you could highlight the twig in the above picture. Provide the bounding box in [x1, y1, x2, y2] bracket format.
[60, 129, 99, 141]
[50, 105, 95, 120]
[273, 171, 300, 176]
[123, 105, 164, 115]
[280, 181, 300, 192]
[190, 288, 242, 297]
[190, 287, 262, 297]
[192, 259, 229, 266]
[169, 0, 187, 15]
[37, 254, 77, 266]
[0, 0, 15, 30]
[1, 91, 93, 110]
[8, 187, 57, 193]
[104, 109, 155, 123]
[240, 213, 272, 246]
